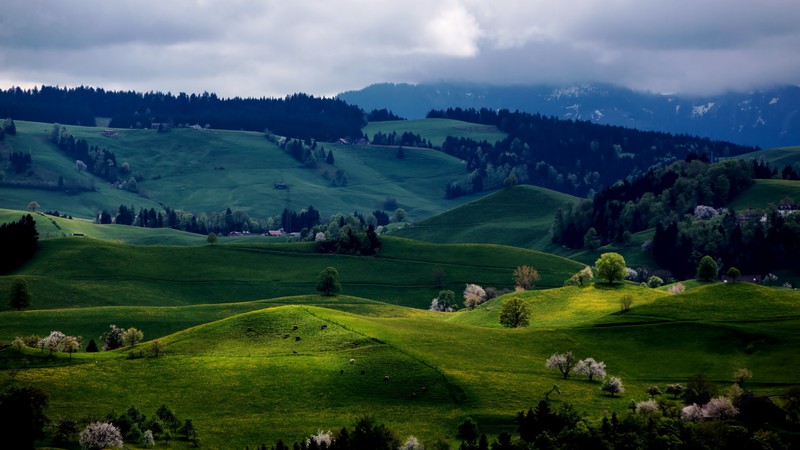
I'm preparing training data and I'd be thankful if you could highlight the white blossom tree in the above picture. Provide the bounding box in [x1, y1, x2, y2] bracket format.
[545, 352, 577, 379]
[62, 335, 81, 359]
[666, 384, 685, 399]
[668, 283, 686, 294]
[400, 435, 424, 450]
[680, 404, 703, 422]
[574, 357, 606, 381]
[463, 283, 487, 309]
[307, 430, 334, 448]
[703, 396, 738, 420]
[635, 399, 660, 417]
[79, 422, 123, 450]
[601, 376, 625, 396]
[122, 327, 144, 348]
[142, 429, 155, 448]
[41, 331, 66, 356]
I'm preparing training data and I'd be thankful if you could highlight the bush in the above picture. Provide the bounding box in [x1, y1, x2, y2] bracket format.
[647, 276, 664, 288]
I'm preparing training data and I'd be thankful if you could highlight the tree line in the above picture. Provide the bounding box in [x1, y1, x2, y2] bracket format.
[427, 107, 757, 198]
[0, 85, 366, 141]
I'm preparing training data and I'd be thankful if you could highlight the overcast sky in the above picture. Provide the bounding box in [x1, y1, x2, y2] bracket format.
[1, 0, 799, 98]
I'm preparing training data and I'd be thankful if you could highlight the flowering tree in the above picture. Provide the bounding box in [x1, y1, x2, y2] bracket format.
[41, 331, 66, 356]
[79, 422, 123, 450]
[513, 265, 541, 290]
[122, 327, 144, 348]
[733, 368, 752, 387]
[100, 325, 125, 351]
[635, 399, 660, 417]
[430, 290, 455, 312]
[667, 283, 686, 294]
[680, 404, 703, 422]
[307, 430, 334, 448]
[400, 435, 423, 450]
[12, 336, 25, 352]
[645, 385, 662, 398]
[601, 376, 625, 396]
[62, 335, 81, 359]
[463, 283, 487, 309]
[142, 429, 155, 448]
[703, 396, 739, 420]
[545, 352, 577, 379]
[575, 357, 606, 381]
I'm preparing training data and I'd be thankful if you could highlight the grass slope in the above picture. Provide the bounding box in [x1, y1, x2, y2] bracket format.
[1, 121, 483, 220]
[4, 284, 800, 446]
[392, 185, 579, 251]
[735, 146, 800, 167]
[727, 179, 800, 211]
[363, 118, 507, 147]
[0, 236, 584, 311]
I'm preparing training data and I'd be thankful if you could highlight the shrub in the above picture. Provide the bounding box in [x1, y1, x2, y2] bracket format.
[647, 276, 664, 288]
[667, 283, 686, 294]
[619, 295, 633, 312]
[79, 422, 123, 450]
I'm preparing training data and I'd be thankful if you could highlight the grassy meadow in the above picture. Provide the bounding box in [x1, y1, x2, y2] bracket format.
[4, 282, 799, 447]
[727, 178, 800, 211]
[363, 118, 507, 148]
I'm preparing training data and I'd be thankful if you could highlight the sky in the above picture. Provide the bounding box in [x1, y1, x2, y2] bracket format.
[1, 0, 799, 98]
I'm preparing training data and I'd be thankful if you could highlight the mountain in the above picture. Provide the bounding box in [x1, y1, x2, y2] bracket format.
[338, 82, 800, 148]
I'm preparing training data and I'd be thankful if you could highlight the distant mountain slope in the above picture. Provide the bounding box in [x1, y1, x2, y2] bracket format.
[339, 82, 800, 148]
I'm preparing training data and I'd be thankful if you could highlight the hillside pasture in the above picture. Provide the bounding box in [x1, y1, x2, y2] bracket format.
[363, 118, 507, 147]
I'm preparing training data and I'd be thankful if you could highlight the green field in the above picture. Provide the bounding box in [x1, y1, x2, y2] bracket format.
[734, 146, 800, 167]
[1, 121, 485, 221]
[727, 178, 800, 211]
[363, 118, 507, 148]
[392, 185, 579, 251]
[0, 234, 584, 312]
[4, 281, 799, 447]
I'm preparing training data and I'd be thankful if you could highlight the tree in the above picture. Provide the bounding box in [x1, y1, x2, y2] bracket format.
[85, 338, 99, 353]
[79, 422, 123, 450]
[646, 276, 663, 288]
[513, 265, 541, 290]
[122, 327, 144, 348]
[9, 277, 31, 310]
[100, 325, 125, 351]
[430, 290, 456, 312]
[545, 352, 577, 379]
[152, 340, 165, 357]
[499, 297, 530, 328]
[595, 253, 627, 284]
[206, 232, 218, 245]
[432, 267, 446, 288]
[27, 201, 40, 212]
[733, 368, 752, 387]
[0, 386, 49, 449]
[696, 255, 718, 281]
[575, 357, 606, 381]
[645, 386, 662, 398]
[41, 331, 66, 356]
[3, 117, 16, 135]
[316, 266, 342, 296]
[619, 295, 633, 312]
[463, 283, 487, 309]
[62, 335, 80, 359]
[666, 384, 685, 399]
[601, 376, 625, 396]
[727, 266, 741, 281]
[583, 227, 601, 250]
[392, 208, 407, 223]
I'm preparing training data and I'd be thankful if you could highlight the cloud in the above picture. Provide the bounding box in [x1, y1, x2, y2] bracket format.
[0, 0, 798, 97]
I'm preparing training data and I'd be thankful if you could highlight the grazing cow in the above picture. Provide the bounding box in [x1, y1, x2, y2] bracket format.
[292, 325, 299, 331]
[349, 359, 355, 364]
[320, 324, 328, 330]
[383, 375, 390, 381]
[295, 336, 301, 341]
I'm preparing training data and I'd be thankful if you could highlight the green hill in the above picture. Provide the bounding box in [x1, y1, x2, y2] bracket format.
[0, 236, 584, 311]
[1, 120, 486, 220]
[391, 185, 579, 251]
[727, 178, 800, 211]
[5, 283, 799, 447]
[735, 146, 800, 167]
[363, 118, 507, 147]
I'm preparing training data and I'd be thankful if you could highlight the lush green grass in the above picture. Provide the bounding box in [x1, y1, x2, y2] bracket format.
[727, 179, 800, 211]
[392, 185, 579, 251]
[4, 282, 800, 447]
[0, 236, 584, 312]
[734, 146, 800, 167]
[363, 118, 507, 147]
[1, 120, 484, 221]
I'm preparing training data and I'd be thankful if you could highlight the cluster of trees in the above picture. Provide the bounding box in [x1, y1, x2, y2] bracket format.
[428, 108, 755, 198]
[50, 124, 126, 183]
[552, 158, 756, 249]
[0, 86, 366, 141]
[365, 108, 404, 122]
[0, 214, 38, 274]
[370, 131, 433, 148]
[99, 324, 144, 351]
[281, 206, 322, 233]
[12, 331, 82, 358]
[7, 150, 31, 173]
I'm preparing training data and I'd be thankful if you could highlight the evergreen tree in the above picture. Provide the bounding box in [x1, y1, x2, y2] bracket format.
[8, 277, 31, 311]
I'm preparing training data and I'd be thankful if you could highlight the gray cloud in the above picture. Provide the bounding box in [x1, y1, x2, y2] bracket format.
[1, 0, 798, 97]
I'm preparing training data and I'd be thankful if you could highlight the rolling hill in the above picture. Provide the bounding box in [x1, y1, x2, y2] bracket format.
[4, 282, 799, 447]
[0, 120, 486, 221]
